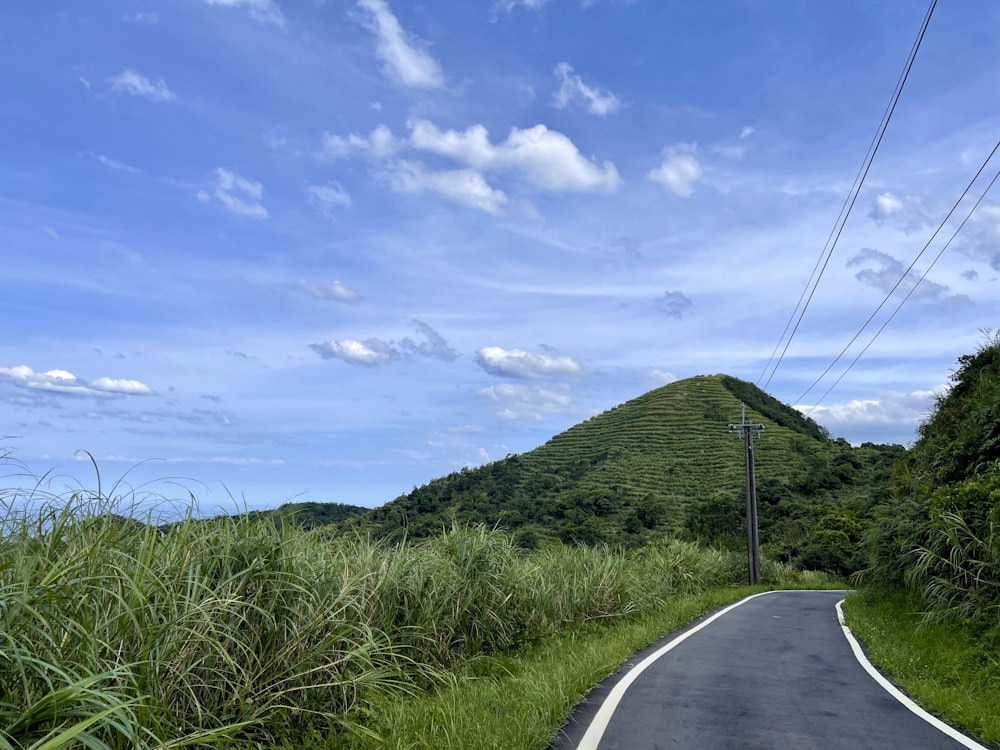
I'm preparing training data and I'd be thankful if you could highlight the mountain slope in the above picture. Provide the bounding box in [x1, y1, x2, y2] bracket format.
[348, 374, 903, 553]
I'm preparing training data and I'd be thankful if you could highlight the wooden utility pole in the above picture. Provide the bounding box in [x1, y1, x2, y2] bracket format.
[729, 404, 765, 585]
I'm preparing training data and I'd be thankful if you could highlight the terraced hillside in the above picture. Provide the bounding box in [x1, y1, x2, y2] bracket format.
[346, 375, 904, 558]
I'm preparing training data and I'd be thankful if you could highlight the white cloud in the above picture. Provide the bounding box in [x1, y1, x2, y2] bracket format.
[123, 12, 158, 23]
[478, 383, 573, 421]
[476, 346, 582, 378]
[739, 126, 755, 140]
[204, 0, 286, 27]
[207, 168, 268, 219]
[320, 124, 398, 159]
[299, 279, 363, 303]
[495, 0, 551, 11]
[311, 321, 458, 365]
[355, 0, 443, 88]
[108, 69, 174, 102]
[647, 369, 679, 385]
[86, 152, 142, 174]
[801, 388, 940, 434]
[552, 62, 621, 116]
[0, 365, 154, 398]
[307, 182, 352, 215]
[409, 119, 620, 193]
[648, 143, 702, 197]
[869, 192, 931, 233]
[310, 338, 395, 366]
[385, 160, 508, 214]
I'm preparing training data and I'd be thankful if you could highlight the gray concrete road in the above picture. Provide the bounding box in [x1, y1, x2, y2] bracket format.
[552, 590, 988, 750]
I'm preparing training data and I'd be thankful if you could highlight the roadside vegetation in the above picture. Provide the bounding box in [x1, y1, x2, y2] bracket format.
[1, 476, 804, 750]
[843, 331, 1000, 747]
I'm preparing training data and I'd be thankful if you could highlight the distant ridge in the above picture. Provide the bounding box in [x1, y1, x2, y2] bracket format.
[343, 375, 903, 556]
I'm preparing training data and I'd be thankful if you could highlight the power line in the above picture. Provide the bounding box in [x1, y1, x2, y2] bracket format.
[795, 138, 1000, 407]
[758, 0, 938, 390]
[803, 156, 1000, 416]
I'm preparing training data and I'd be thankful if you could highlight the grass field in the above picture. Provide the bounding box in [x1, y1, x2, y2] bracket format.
[1, 483, 774, 749]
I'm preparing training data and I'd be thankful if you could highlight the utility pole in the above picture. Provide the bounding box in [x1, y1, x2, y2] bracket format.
[729, 404, 765, 585]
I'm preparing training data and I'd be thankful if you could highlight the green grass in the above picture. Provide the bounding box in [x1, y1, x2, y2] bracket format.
[844, 588, 1000, 747]
[1, 478, 781, 749]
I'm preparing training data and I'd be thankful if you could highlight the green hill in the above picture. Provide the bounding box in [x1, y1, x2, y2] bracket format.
[345, 374, 904, 561]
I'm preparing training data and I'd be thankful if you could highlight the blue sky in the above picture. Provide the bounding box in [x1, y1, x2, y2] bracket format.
[3, 0, 999, 511]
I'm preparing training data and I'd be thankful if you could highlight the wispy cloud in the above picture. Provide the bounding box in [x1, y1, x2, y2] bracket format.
[477, 383, 573, 421]
[552, 62, 621, 116]
[320, 125, 398, 160]
[384, 160, 508, 214]
[108, 69, 175, 102]
[355, 0, 443, 88]
[476, 346, 582, 378]
[204, 0, 286, 27]
[848, 248, 973, 307]
[299, 279, 363, 304]
[198, 168, 268, 219]
[0, 365, 154, 398]
[85, 151, 142, 174]
[306, 182, 352, 215]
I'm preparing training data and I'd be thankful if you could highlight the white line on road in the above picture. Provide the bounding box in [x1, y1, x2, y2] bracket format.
[836, 598, 989, 750]
[574, 590, 779, 749]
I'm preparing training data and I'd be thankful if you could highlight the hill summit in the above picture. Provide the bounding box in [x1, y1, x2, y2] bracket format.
[347, 374, 903, 556]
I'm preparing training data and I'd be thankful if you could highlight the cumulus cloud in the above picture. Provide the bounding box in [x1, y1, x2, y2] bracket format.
[0, 365, 154, 398]
[655, 290, 693, 319]
[648, 143, 702, 197]
[320, 124, 399, 160]
[311, 320, 458, 365]
[201, 168, 268, 219]
[848, 248, 973, 307]
[647, 369, 679, 385]
[298, 279, 362, 303]
[409, 119, 620, 192]
[476, 346, 582, 379]
[552, 62, 621, 116]
[355, 0, 443, 88]
[204, 0, 286, 27]
[310, 338, 395, 366]
[384, 160, 508, 214]
[478, 383, 573, 421]
[108, 69, 174, 102]
[869, 192, 931, 233]
[739, 126, 755, 139]
[801, 388, 940, 439]
[307, 182, 352, 215]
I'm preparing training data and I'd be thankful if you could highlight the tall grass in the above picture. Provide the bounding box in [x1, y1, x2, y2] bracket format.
[1, 478, 756, 748]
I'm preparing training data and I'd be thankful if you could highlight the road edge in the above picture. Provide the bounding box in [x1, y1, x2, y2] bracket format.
[835, 598, 990, 750]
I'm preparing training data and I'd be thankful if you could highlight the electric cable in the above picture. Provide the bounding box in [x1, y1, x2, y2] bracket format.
[758, 0, 938, 390]
[795, 138, 1000, 406]
[803, 159, 1000, 416]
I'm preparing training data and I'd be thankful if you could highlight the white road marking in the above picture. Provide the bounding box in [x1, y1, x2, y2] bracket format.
[575, 590, 782, 749]
[836, 598, 989, 750]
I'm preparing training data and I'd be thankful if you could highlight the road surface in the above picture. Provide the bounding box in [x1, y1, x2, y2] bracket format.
[552, 590, 988, 750]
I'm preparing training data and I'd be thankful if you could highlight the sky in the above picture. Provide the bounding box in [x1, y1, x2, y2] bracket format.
[2, 0, 999, 512]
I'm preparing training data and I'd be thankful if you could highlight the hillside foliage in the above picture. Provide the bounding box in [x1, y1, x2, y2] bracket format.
[337, 375, 902, 572]
[864, 332, 1000, 629]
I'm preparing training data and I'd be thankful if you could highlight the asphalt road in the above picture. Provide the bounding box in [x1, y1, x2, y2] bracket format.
[553, 590, 987, 750]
